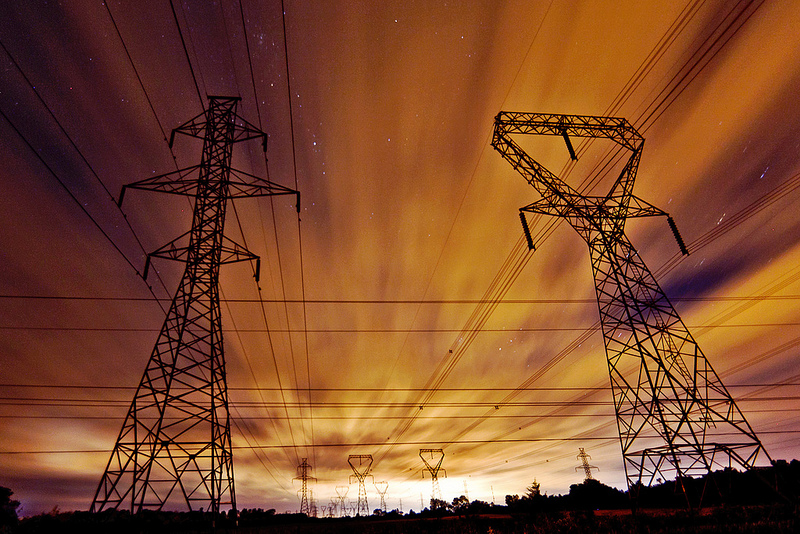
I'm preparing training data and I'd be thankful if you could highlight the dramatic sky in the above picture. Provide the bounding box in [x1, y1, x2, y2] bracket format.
[2, 0, 800, 516]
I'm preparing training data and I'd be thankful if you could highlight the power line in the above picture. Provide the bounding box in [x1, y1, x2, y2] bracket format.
[2, 383, 797, 392]
[5, 430, 800, 456]
[375, 0, 757, 464]
[0, 39, 170, 307]
[2, 322, 797, 333]
[2, 407, 792, 421]
[277, 0, 316, 466]
[4, 294, 800, 304]
[168, 0, 203, 107]
[0, 106, 148, 292]
[3, 396, 797, 409]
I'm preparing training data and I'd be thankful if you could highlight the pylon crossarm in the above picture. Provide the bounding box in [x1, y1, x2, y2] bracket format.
[520, 197, 591, 220]
[219, 237, 259, 264]
[121, 165, 298, 203]
[228, 167, 299, 198]
[145, 230, 193, 264]
[611, 194, 666, 219]
[419, 451, 444, 474]
[494, 111, 642, 151]
[229, 115, 270, 146]
[170, 98, 269, 148]
[119, 165, 203, 204]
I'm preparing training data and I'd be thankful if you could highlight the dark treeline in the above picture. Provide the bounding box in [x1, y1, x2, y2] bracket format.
[1, 460, 799, 533]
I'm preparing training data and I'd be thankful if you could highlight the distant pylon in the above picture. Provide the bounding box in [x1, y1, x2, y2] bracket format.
[309, 489, 318, 518]
[492, 111, 769, 497]
[374, 481, 388, 513]
[335, 485, 349, 517]
[576, 448, 598, 481]
[348, 454, 373, 516]
[420, 448, 446, 503]
[91, 96, 298, 514]
[328, 497, 338, 517]
[294, 458, 316, 516]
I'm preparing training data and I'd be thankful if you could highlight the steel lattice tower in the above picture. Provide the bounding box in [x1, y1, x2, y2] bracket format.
[335, 485, 349, 517]
[348, 454, 373, 516]
[328, 497, 338, 517]
[374, 481, 388, 513]
[419, 449, 445, 503]
[576, 448, 598, 481]
[492, 111, 769, 494]
[91, 96, 298, 513]
[294, 458, 316, 516]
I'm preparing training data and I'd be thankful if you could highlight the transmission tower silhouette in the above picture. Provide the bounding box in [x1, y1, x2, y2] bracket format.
[374, 480, 388, 513]
[335, 485, 349, 517]
[492, 111, 769, 495]
[419, 448, 446, 503]
[327, 497, 338, 517]
[309, 489, 318, 518]
[91, 96, 299, 513]
[576, 448, 598, 481]
[294, 458, 316, 516]
[348, 454, 373, 516]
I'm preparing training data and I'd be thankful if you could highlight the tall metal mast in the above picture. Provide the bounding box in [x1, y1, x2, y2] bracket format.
[419, 448, 446, 504]
[492, 111, 768, 495]
[334, 485, 349, 517]
[374, 481, 388, 513]
[348, 454, 373, 516]
[576, 447, 598, 481]
[294, 458, 316, 516]
[92, 96, 299, 513]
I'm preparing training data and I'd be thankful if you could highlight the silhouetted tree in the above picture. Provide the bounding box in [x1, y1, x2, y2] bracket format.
[0, 486, 19, 529]
[429, 498, 449, 511]
[525, 479, 541, 499]
[568, 478, 627, 510]
[451, 495, 469, 514]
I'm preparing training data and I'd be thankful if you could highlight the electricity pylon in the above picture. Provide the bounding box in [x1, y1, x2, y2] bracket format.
[348, 454, 373, 516]
[91, 96, 298, 514]
[328, 497, 338, 517]
[492, 111, 769, 496]
[420, 449, 446, 503]
[294, 458, 316, 516]
[309, 489, 318, 518]
[576, 448, 598, 481]
[335, 485, 349, 517]
[374, 481, 388, 513]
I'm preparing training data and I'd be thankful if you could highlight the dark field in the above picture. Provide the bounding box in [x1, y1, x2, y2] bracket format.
[7, 506, 799, 534]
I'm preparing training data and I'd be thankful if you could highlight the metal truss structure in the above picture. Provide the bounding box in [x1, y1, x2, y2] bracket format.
[419, 449, 446, 503]
[294, 458, 316, 516]
[576, 448, 598, 481]
[334, 485, 349, 517]
[309, 489, 318, 518]
[327, 497, 338, 518]
[91, 96, 299, 513]
[374, 481, 388, 513]
[492, 111, 769, 495]
[348, 454, 373, 516]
